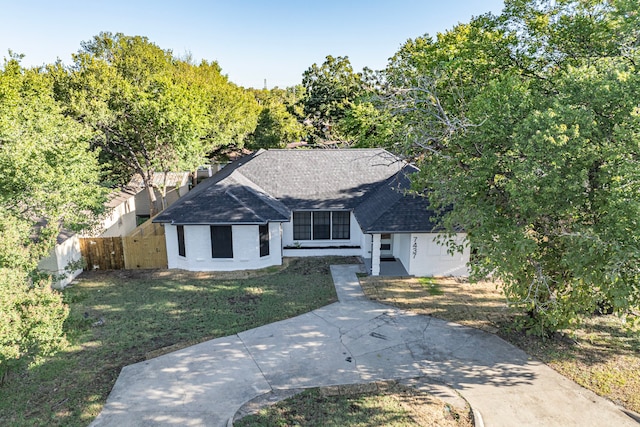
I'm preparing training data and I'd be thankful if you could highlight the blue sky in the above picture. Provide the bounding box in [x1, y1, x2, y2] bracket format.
[1, 1, 505, 88]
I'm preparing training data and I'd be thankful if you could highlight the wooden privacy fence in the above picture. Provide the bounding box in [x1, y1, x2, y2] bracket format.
[80, 219, 167, 270]
[80, 237, 125, 270]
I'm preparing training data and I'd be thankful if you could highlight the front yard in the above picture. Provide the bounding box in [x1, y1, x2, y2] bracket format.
[359, 276, 640, 415]
[0, 257, 349, 427]
[2, 259, 637, 426]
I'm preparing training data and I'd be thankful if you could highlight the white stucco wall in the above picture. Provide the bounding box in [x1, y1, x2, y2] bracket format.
[281, 212, 366, 257]
[37, 235, 83, 289]
[101, 211, 137, 237]
[406, 233, 469, 277]
[165, 222, 282, 271]
[361, 233, 373, 259]
[99, 196, 137, 237]
[394, 233, 412, 273]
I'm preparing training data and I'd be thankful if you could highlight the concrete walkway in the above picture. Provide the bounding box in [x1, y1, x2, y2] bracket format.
[91, 265, 638, 426]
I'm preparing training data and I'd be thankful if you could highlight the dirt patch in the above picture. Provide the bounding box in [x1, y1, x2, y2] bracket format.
[359, 276, 513, 333]
[234, 380, 473, 427]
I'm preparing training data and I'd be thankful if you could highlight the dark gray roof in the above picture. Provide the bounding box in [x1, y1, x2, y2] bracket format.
[360, 192, 438, 233]
[237, 149, 404, 210]
[154, 148, 438, 232]
[154, 153, 289, 225]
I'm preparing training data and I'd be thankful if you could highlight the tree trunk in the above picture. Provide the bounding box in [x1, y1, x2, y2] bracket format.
[160, 171, 168, 212]
[145, 177, 158, 217]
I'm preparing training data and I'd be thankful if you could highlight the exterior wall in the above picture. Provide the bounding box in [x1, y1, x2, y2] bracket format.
[394, 233, 412, 273]
[100, 195, 137, 237]
[281, 212, 366, 257]
[177, 183, 189, 198]
[37, 235, 83, 289]
[361, 233, 373, 259]
[282, 247, 363, 257]
[135, 187, 186, 217]
[406, 233, 469, 277]
[165, 222, 282, 272]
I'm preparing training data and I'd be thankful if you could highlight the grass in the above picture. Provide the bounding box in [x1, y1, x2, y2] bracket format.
[359, 276, 640, 414]
[234, 382, 473, 427]
[0, 257, 355, 427]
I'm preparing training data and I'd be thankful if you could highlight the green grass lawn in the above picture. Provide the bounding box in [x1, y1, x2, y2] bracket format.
[234, 382, 472, 427]
[0, 257, 351, 427]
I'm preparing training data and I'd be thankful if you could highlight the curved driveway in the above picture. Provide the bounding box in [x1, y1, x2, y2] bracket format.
[91, 265, 637, 426]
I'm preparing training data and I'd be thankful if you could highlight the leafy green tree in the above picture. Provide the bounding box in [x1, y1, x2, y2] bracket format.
[381, 0, 640, 334]
[0, 57, 105, 379]
[170, 59, 259, 182]
[302, 55, 363, 142]
[248, 87, 307, 148]
[58, 32, 260, 213]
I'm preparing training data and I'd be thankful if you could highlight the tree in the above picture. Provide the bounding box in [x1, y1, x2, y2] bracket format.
[380, 0, 640, 334]
[248, 87, 307, 149]
[302, 55, 363, 142]
[0, 57, 105, 380]
[58, 33, 260, 214]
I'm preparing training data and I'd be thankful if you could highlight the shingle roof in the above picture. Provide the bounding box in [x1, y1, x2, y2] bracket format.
[154, 148, 438, 232]
[154, 152, 289, 225]
[236, 149, 404, 210]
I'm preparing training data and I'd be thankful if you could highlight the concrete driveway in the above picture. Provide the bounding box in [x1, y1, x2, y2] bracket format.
[90, 265, 638, 426]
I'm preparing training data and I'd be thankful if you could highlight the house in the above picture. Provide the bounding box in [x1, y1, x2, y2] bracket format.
[153, 149, 470, 276]
[97, 186, 138, 237]
[37, 229, 83, 289]
[128, 171, 191, 219]
[38, 187, 138, 287]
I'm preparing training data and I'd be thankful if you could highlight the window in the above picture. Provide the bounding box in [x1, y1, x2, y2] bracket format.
[313, 211, 331, 240]
[259, 224, 269, 257]
[292, 211, 351, 241]
[293, 211, 311, 240]
[210, 226, 233, 258]
[332, 211, 350, 240]
[177, 225, 186, 257]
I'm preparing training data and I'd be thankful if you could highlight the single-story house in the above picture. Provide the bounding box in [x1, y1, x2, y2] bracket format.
[128, 171, 191, 218]
[154, 148, 470, 276]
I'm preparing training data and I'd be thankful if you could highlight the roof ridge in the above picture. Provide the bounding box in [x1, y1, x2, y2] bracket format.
[225, 184, 266, 223]
[353, 166, 417, 231]
[232, 172, 291, 218]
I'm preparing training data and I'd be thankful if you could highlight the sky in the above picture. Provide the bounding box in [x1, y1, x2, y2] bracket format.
[0, 1, 505, 89]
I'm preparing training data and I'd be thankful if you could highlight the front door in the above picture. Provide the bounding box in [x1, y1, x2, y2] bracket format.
[380, 233, 393, 260]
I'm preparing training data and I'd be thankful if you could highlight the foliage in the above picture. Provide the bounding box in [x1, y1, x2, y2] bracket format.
[379, 0, 640, 334]
[0, 57, 104, 379]
[302, 55, 364, 142]
[247, 87, 307, 148]
[57, 32, 259, 212]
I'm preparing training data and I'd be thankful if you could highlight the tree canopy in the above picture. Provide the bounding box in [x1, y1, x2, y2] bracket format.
[302, 55, 364, 143]
[376, 0, 640, 334]
[247, 86, 307, 149]
[57, 32, 259, 213]
[0, 57, 105, 378]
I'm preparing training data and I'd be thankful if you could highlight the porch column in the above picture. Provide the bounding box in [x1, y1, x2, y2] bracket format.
[371, 233, 381, 276]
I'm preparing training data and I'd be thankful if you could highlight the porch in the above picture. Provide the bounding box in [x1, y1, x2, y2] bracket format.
[363, 257, 410, 277]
